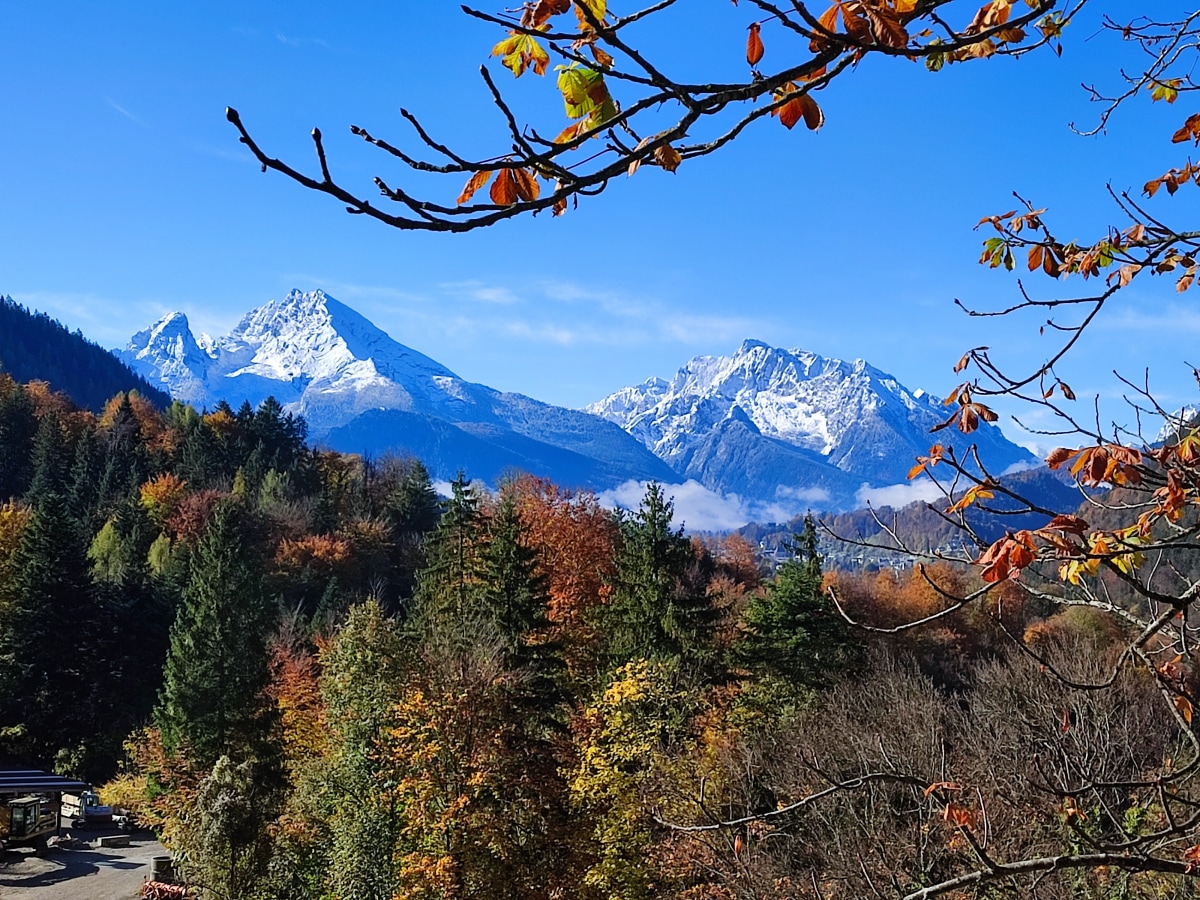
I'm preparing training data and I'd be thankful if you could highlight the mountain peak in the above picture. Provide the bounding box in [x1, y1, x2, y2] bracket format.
[123, 312, 212, 405]
[122, 288, 467, 423]
[119, 290, 675, 494]
[737, 338, 770, 354]
[129, 311, 193, 348]
[588, 338, 1035, 504]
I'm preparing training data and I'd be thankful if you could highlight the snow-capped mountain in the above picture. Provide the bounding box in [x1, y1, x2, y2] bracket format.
[586, 340, 1035, 506]
[121, 290, 676, 489]
[123, 294, 1035, 514]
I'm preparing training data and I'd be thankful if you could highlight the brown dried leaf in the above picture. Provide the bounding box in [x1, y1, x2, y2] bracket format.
[654, 143, 682, 173]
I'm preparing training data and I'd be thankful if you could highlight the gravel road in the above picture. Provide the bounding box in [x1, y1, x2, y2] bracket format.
[0, 830, 169, 900]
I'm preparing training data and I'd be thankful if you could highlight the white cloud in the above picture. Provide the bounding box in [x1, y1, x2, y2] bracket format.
[1001, 458, 1038, 476]
[598, 480, 750, 531]
[1099, 303, 1200, 336]
[503, 321, 577, 345]
[439, 280, 520, 305]
[597, 480, 827, 532]
[854, 478, 944, 510]
[776, 485, 832, 503]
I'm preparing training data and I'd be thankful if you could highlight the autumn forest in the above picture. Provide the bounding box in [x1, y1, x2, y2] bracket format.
[0, 367, 1185, 900]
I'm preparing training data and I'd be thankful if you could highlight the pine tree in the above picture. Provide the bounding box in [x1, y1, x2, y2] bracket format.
[737, 515, 862, 690]
[156, 499, 276, 768]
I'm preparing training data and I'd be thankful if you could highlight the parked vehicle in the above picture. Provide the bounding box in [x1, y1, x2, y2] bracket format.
[0, 795, 57, 853]
[62, 790, 113, 828]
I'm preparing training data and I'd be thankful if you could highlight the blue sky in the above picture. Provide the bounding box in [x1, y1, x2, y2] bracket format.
[3, 1, 1199, 454]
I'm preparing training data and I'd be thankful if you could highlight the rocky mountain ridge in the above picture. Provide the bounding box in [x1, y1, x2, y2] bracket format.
[586, 340, 1034, 504]
[121, 290, 1036, 516]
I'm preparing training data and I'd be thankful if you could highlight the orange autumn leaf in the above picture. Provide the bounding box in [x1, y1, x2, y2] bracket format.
[773, 84, 824, 131]
[456, 170, 493, 206]
[747, 22, 765, 66]
[943, 802, 978, 829]
[1177, 695, 1195, 725]
[511, 166, 541, 202]
[977, 531, 1037, 583]
[810, 4, 841, 52]
[490, 168, 519, 205]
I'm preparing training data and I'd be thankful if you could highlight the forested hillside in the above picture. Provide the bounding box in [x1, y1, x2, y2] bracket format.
[0, 376, 1185, 898]
[0, 296, 171, 411]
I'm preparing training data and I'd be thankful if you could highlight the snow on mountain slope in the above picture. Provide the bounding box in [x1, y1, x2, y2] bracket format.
[120, 289, 674, 489]
[123, 312, 213, 406]
[587, 340, 1035, 504]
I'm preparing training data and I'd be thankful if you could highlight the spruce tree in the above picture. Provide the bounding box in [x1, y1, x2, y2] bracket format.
[478, 493, 564, 722]
[0, 379, 36, 500]
[25, 410, 72, 504]
[411, 473, 483, 641]
[0, 491, 96, 768]
[386, 459, 442, 603]
[601, 483, 717, 682]
[316, 599, 408, 900]
[737, 515, 862, 690]
[156, 499, 276, 768]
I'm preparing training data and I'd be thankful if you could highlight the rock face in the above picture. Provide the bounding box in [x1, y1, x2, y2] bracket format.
[120, 289, 676, 489]
[586, 340, 1035, 507]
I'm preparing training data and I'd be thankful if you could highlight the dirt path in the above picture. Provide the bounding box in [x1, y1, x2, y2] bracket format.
[0, 830, 169, 900]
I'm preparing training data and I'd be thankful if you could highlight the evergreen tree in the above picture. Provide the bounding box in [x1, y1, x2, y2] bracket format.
[315, 599, 408, 900]
[0, 378, 36, 500]
[178, 755, 277, 900]
[385, 458, 442, 602]
[480, 494, 547, 654]
[0, 491, 96, 769]
[85, 395, 151, 521]
[156, 499, 276, 767]
[601, 483, 717, 683]
[411, 472, 484, 640]
[25, 410, 72, 504]
[386, 459, 442, 536]
[737, 515, 862, 690]
[478, 493, 565, 726]
[67, 423, 105, 527]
